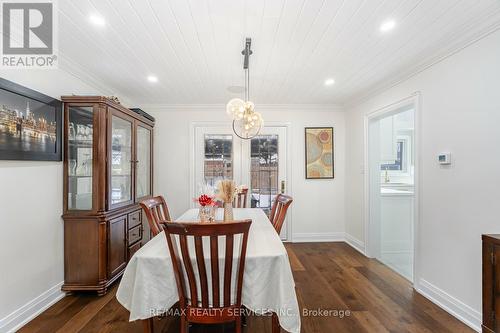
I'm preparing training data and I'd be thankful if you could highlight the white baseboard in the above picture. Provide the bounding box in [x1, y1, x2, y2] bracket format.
[344, 233, 366, 255]
[291, 232, 367, 252]
[416, 279, 481, 332]
[381, 250, 412, 255]
[292, 232, 345, 243]
[0, 282, 66, 333]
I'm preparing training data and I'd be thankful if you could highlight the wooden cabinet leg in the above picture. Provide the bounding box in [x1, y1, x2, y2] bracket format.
[142, 318, 154, 333]
[272, 313, 280, 333]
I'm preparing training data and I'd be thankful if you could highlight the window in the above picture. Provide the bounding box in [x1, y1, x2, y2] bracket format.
[381, 141, 404, 171]
[204, 134, 233, 187]
[250, 135, 278, 213]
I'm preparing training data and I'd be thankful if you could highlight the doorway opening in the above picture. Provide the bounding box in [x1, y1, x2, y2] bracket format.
[365, 96, 419, 282]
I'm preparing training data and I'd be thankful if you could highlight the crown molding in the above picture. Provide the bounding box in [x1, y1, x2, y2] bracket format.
[138, 103, 344, 112]
[58, 52, 134, 106]
[342, 10, 500, 108]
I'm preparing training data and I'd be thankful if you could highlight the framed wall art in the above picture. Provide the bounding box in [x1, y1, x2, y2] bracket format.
[305, 127, 334, 179]
[0, 78, 62, 161]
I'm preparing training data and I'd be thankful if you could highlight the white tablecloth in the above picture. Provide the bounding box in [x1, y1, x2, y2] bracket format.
[116, 208, 300, 333]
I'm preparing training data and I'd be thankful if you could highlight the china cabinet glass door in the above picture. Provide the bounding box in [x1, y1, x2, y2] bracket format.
[135, 125, 152, 200]
[67, 106, 94, 210]
[110, 114, 133, 207]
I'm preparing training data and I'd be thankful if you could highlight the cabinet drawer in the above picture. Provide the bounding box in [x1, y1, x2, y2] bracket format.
[128, 210, 141, 229]
[128, 225, 142, 245]
[128, 241, 141, 259]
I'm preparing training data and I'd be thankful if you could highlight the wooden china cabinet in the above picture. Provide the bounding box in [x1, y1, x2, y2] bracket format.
[483, 234, 500, 332]
[61, 96, 154, 295]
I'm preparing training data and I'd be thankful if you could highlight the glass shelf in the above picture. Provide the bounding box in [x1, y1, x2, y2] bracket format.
[67, 106, 94, 210]
[69, 141, 93, 148]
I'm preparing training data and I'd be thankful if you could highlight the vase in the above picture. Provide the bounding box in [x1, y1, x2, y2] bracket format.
[198, 206, 209, 222]
[223, 202, 233, 221]
[209, 205, 217, 221]
[199, 206, 216, 222]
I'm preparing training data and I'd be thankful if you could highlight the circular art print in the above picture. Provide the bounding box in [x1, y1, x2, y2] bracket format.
[305, 127, 334, 179]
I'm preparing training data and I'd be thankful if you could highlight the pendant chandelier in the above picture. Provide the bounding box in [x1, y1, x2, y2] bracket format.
[226, 38, 263, 139]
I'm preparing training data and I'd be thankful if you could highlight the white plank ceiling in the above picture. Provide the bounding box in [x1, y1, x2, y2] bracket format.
[58, 0, 500, 106]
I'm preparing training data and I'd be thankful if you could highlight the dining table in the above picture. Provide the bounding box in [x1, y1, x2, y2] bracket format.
[116, 207, 301, 333]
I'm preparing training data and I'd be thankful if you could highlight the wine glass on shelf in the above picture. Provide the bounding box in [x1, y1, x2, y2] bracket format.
[69, 122, 75, 141]
[82, 154, 91, 176]
[69, 159, 77, 176]
[76, 124, 84, 141]
[84, 125, 92, 141]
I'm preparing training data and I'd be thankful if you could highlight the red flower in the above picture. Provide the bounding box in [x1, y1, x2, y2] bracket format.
[197, 194, 214, 207]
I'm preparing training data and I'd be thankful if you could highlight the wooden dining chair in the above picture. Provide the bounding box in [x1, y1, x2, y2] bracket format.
[160, 219, 252, 333]
[233, 188, 248, 208]
[139, 196, 172, 237]
[269, 194, 293, 235]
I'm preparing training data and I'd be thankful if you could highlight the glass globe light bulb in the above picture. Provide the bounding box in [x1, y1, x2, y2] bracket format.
[226, 98, 245, 119]
[245, 101, 255, 111]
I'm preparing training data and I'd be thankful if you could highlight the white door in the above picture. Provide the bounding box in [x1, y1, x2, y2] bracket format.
[193, 125, 290, 240]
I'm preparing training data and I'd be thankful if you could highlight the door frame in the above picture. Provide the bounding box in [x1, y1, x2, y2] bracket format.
[363, 93, 421, 286]
[190, 121, 293, 241]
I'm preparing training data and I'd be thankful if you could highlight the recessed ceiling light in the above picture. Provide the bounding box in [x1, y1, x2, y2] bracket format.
[147, 75, 158, 83]
[380, 19, 396, 33]
[227, 85, 245, 93]
[324, 78, 335, 86]
[89, 15, 105, 27]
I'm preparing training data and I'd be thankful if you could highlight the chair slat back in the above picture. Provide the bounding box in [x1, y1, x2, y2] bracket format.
[233, 188, 248, 208]
[163, 220, 251, 321]
[210, 235, 220, 307]
[140, 196, 172, 236]
[269, 194, 293, 235]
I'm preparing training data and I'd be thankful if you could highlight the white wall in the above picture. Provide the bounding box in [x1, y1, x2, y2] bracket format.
[345, 29, 500, 330]
[0, 70, 104, 331]
[145, 106, 346, 241]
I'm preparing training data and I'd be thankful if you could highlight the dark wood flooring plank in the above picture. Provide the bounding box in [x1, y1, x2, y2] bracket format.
[19, 294, 95, 333]
[18, 242, 475, 333]
[292, 247, 370, 333]
[285, 244, 305, 271]
[355, 265, 453, 333]
[352, 311, 390, 333]
[55, 287, 116, 333]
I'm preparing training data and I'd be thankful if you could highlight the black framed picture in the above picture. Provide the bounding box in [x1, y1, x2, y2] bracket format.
[0, 78, 62, 161]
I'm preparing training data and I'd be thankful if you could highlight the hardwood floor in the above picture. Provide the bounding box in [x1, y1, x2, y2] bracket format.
[19, 242, 473, 333]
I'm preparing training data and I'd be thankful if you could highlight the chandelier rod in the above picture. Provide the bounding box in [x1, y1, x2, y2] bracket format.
[245, 67, 249, 102]
[242, 38, 252, 102]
